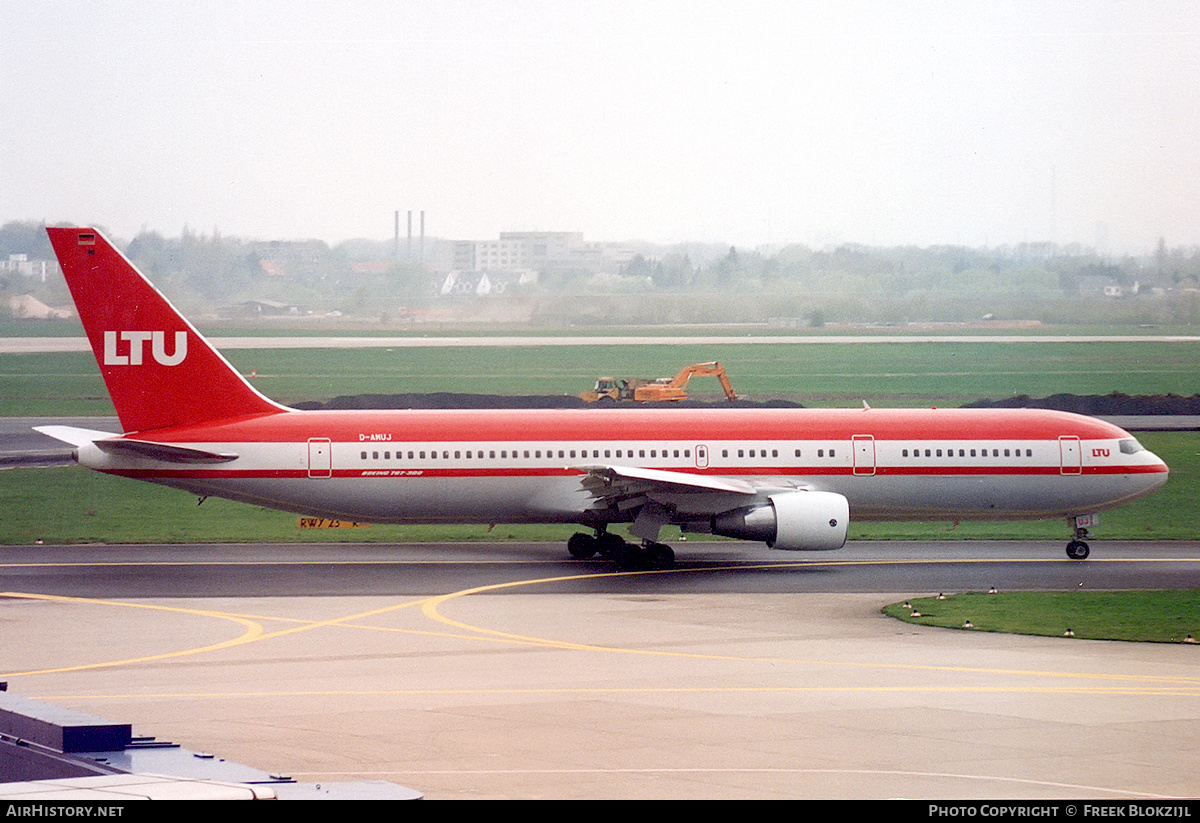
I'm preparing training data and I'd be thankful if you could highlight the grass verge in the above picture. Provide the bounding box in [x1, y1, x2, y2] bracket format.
[882, 590, 1200, 643]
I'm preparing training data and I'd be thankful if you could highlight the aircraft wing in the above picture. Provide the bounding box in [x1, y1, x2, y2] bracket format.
[575, 464, 757, 497]
[34, 425, 238, 464]
[571, 464, 814, 543]
[573, 463, 813, 510]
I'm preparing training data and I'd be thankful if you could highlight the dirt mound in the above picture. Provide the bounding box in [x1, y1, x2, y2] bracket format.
[294, 392, 1200, 414]
[293, 394, 804, 410]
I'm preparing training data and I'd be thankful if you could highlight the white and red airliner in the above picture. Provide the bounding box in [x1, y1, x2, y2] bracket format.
[38, 227, 1168, 567]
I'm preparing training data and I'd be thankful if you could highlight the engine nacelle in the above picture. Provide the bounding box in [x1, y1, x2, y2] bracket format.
[711, 491, 849, 551]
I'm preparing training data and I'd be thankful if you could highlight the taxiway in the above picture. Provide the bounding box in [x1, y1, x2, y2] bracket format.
[2, 541, 1198, 799]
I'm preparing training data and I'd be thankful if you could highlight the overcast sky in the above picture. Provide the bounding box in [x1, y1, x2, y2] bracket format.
[2, 1, 1197, 254]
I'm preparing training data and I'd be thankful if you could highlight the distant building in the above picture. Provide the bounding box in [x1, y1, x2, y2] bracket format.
[452, 235, 553, 272]
[449, 230, 639, 275]
[2, 254, 59, 283]
[1100, 279, 1140, 298]
[438, 269, 538, 296]
[239, 299, 299, 316]
[249, 240, 329, 278]
[500, 231, 584, 265]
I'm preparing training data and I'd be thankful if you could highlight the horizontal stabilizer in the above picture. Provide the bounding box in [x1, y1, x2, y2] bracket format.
[33, 425, 117, 447]
[92, 438, 239, 464]
[34, 425, 238, 464]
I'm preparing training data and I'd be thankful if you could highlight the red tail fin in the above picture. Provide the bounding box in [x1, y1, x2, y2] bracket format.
[47, 227, 286, 433]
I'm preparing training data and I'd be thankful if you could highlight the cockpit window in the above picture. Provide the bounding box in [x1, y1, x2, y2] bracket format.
[1119, 439, 1144, 455]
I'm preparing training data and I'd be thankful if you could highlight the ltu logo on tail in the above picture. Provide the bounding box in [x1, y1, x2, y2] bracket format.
[103, 331, 187, 366]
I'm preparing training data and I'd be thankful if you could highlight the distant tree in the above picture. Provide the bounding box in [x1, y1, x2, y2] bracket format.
[653, 253, 693, 290]
[620, 254, 662, 283]
[0, 221, 54, 259]
[715, 246, 739, 287]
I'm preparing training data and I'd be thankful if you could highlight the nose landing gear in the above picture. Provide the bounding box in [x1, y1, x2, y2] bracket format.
[1066, 539, 1090, 560]
[1066, 516, 1093, 560]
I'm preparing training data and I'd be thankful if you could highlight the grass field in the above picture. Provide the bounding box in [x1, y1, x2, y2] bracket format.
[5, 338, 1200, 415]
[882, 591, 1200, 643]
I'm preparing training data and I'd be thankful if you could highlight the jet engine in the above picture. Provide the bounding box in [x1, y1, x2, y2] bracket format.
[711, 491, 849, 551]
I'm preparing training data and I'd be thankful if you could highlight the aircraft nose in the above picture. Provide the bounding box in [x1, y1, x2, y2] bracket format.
[1145, 450, 1170, 490]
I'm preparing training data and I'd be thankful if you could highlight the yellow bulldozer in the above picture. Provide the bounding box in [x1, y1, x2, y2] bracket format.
[580, 361, 739, 403]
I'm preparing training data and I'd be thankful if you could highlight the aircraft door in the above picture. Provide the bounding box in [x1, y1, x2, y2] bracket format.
[852, 435, 876, 476]
[1059, 436, 1082, 475]
[308, 438, 332, 478]
[695, 444, 709, 469]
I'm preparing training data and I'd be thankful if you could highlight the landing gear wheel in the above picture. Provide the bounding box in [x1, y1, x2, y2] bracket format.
[614, 541, 642, 570]
[1066, 540, 1090, 560]
[644, 542, 675, 569]
[612, 541, 675, 571]
[596, 531, 626, 560]
[567, 532, 597, 560]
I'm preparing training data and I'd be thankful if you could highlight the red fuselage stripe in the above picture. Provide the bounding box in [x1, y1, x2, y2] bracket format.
[104, 464, 1166, 480]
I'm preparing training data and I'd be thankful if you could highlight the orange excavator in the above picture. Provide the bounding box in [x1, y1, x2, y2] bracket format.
[581, 361, 739, 403]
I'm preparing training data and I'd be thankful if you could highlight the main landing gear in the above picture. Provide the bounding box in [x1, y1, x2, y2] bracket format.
[567, 530, 675, 570]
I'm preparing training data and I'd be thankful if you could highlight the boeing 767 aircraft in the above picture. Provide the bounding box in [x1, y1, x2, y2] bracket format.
[37, 227, 1168, 568]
